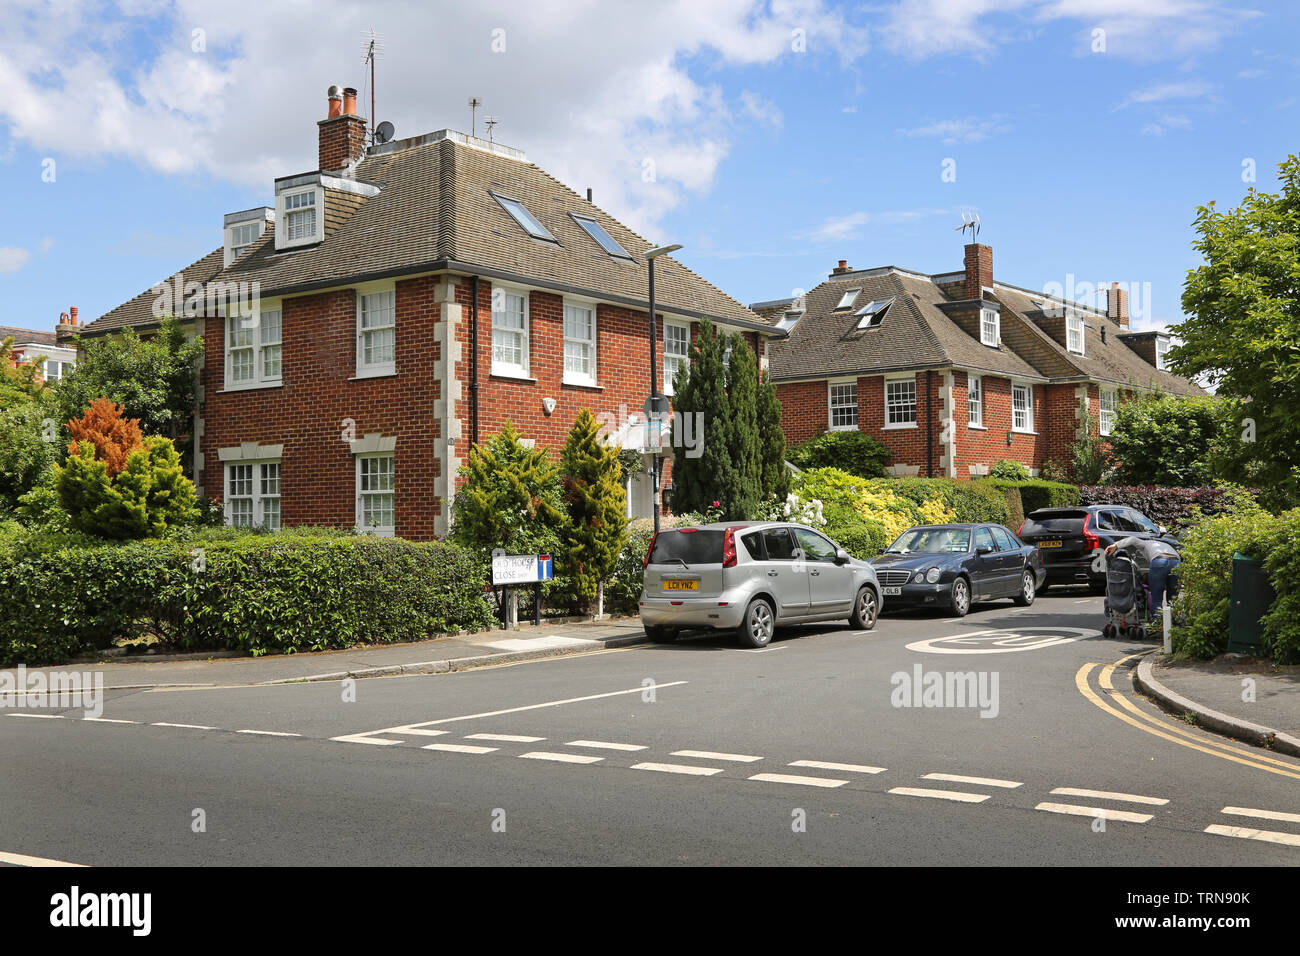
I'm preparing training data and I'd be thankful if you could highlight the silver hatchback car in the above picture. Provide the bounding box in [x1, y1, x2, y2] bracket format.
[638, 522, 882, 648]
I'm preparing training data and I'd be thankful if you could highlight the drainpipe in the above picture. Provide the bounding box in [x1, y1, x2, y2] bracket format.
[470, 275, 480, 448]
[925, 370, 934, 478]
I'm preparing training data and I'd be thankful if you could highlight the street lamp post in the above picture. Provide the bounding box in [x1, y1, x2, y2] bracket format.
[644, 243, 682, 535]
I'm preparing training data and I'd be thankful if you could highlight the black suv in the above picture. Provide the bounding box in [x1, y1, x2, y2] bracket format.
[1017, 505, 1180, 593]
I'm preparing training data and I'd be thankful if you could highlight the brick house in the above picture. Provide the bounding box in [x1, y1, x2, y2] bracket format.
[3, 309, 80, 383]
[80, 85, 780, 540]
[758, 244, 1204, 478]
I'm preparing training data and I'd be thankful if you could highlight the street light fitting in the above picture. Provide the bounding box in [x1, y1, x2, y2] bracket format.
[645, 243, 683, 259]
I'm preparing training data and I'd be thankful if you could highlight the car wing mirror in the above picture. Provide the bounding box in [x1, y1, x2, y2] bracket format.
[834, 549, 850, 565]
[976, 545, 993, 555]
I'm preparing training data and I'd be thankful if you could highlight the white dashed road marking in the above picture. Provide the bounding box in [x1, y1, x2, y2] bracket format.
[237, 730, 301, 737]
[0, 850, 87, 868]
[1222, 806, 1300, 825]
[466, 733, 546, 743]
[1035, 802, 1153, 824]
[151, 722, 215, 730]
[84, 718, 137, 724]
[749, 773, 848, 789]
[789, 760, 885, 774]
[889, 787, 990, 804]
[632, 762, 724, 777]
[566, 740, 647, 751]
[6, 713, 64, 719]
[671, 750, 762, 763]
[519, 751, 603, 764]
[1204, 824, 1300, 847]
[923, 773, 1022, 789]
[422, 743, 497, 754]
[1050, 787, 1168, 806]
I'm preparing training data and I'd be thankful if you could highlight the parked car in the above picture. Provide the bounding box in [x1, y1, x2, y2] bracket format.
[639, 522, 882, 648]
[869, 523, 1045, 617]
[1017, 505, 1181, 594]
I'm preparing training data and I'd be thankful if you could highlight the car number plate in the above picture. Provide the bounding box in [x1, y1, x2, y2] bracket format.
[663, 579, 699, 592]
[1038, 540, 1063, 548]
[883, 586, 903, 596]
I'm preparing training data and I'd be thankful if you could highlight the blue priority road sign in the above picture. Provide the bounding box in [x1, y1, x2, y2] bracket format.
[537, 554, 554, 581]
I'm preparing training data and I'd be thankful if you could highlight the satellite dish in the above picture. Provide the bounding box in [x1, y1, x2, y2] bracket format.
[374, 120, 395, 145]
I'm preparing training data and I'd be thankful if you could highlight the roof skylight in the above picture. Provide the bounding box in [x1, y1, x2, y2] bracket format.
[833, 288, 861, 311]
[491, 191, 558, 243]
[854, 297, 894, 329]
[571, 214, 632, 260]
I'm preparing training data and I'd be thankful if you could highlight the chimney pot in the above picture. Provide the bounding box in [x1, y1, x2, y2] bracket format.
[342, 87, 358, 116]
[319, 84, 368, 171]
[69, 306, 78, 324]
[831, 259, 850, 275]
[327, 85, 343, 118]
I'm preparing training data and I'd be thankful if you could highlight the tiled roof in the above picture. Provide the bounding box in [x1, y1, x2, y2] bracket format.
[84, 247, 227, 334]
[0, 326, 57, 347]
[84, 132, 773, 335]
[768, 269, 1044, 382]
[992, 284, 1205, 395]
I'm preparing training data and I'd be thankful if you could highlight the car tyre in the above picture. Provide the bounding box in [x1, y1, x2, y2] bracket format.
[948, 577, 971, 618]
[738, 597, 775, 648]
[1012, 569, 1036, 607]
[849, 586, 878, 630]
[644, 625, 677, 644]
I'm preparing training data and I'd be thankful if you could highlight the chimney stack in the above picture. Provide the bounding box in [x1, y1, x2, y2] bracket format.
[832, 259, 851, 275]
[318, 84, 368, 172]
[1107, 282, 1130, 329]
[963, 243, 992, 300]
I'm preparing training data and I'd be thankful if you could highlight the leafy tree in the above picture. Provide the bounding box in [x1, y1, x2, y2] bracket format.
[0, 394, 60, 513]
[1179, 154, 1300, 507]
[559, 409, 628, 611]
[724, 333, 762, 519]
[788, 430, 891, 479]
[0, 337, 46, 409]
[670, 319, 743, 517]
[451, 421, 565, 557]
[756, 368, 790, 501]
[66, 397, 144, 476]
[55, 317, 203, 467]
[1069, 412, 1111, 485]
[1107, 392, 1224, 486]
[990, 459, 1030, 480]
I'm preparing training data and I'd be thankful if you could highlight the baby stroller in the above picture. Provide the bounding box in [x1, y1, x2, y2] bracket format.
[1101, 551, 1150, 640]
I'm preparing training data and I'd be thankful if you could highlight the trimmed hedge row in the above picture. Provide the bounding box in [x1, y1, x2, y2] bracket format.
[983, 479, 1080, 524]
[0, 527, 495, 666]
[1076, 484, 1256, 531]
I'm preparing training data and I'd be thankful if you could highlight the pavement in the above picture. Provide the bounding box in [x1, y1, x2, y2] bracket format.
[4, 590, 1300, 867]
[2, 618, 648, 689]
[1135, 657, 1300, 757]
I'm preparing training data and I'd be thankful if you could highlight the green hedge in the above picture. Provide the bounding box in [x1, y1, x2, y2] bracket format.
[1076, 484, 1256, 532]
[0, 527, 495, 665]
[982, 478, 1080, 518]
[787, 430, 892, 478]
[873, 477, 1012, 526]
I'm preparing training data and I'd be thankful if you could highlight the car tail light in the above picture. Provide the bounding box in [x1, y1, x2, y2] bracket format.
[644, 532, 659, 568]
[1082, 513, 1100, 551]
[722, 527, 737, 568]
[1017, 521, 1025, 537]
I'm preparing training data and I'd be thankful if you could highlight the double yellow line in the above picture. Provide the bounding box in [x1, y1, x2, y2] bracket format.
[1076, 651, 1300, 780]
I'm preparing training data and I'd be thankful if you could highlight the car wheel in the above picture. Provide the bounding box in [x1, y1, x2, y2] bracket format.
[1012, 569, 1036, 607]
[849, 586, 878, 630]
[948, 577, 970, 618]
[1037, 582, 1052, 595]
[644, 625, 676, 644]
[738, 597, 775, 648]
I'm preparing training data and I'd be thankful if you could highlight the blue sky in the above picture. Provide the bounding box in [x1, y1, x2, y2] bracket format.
[1, 0, 1296, 334]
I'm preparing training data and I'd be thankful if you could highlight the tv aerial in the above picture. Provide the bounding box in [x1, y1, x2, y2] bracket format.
[955, 209, 981, 242]
[361, 29, 385, 141]
[484, 115, 499, 143]
[468, 96, 482, 138]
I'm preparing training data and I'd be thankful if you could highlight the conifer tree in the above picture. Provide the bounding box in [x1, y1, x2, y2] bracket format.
[756, 367, 790, 502]
[725, 333, 762, 520]
[560, 409, 628, 612]
[669, 319, 738, 517]
[451, 421, 565, 557]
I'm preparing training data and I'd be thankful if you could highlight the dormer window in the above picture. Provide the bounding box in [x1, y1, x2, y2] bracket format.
[285, 191, 317, 241]
[980, 307, 999, 346]
[1156, 337, 1171, 370]
[223, 207, 273, 267]
[492, 191, 557, 243]
[1067, 311, 1085, 355]
[274, 180, 325, 251]
[571, 214, 631, 260]
[833, 288, 861, 311]
[854, 297, 894, 329]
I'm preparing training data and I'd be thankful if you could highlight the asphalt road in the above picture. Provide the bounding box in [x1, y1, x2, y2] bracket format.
[3, 589, 1298, 866]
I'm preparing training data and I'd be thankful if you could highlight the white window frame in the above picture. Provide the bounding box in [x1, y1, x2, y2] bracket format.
[1067, 311, 1085, 355]
[277, 186, 323, 250]
[833, 288, 861, 311]
[224, 299, 283, 390]
[1012, 383, 1034, 433]
[828, 380, 858, 431]
[224, 459, 282, 531]
[224, 218, 267, 267]
[562, 299, 597, 387]
[980, 308, 1000, 347]
[355, 283, 397, 378]
[1156, 337, 1170, 370]
[355, 453, 396, 537]
[884, 376, 918, 429]
[491, 285, 531, 378]
[1099, 388, 1117, 436]
[662, 320, 690, 396]
[968, 375, 983, 427]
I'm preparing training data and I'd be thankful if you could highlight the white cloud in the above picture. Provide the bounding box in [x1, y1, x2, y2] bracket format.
[1115, 79, 1215, 109]
[898, 115, 1010, 143]
[0, 247, 31, 273]
[1140, 113, 1193, 135]
[797, 208, 949, 241]
[880, 0, 1256, 61]
[739, 90, 783, 129]
[0, 0, 868, 238]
